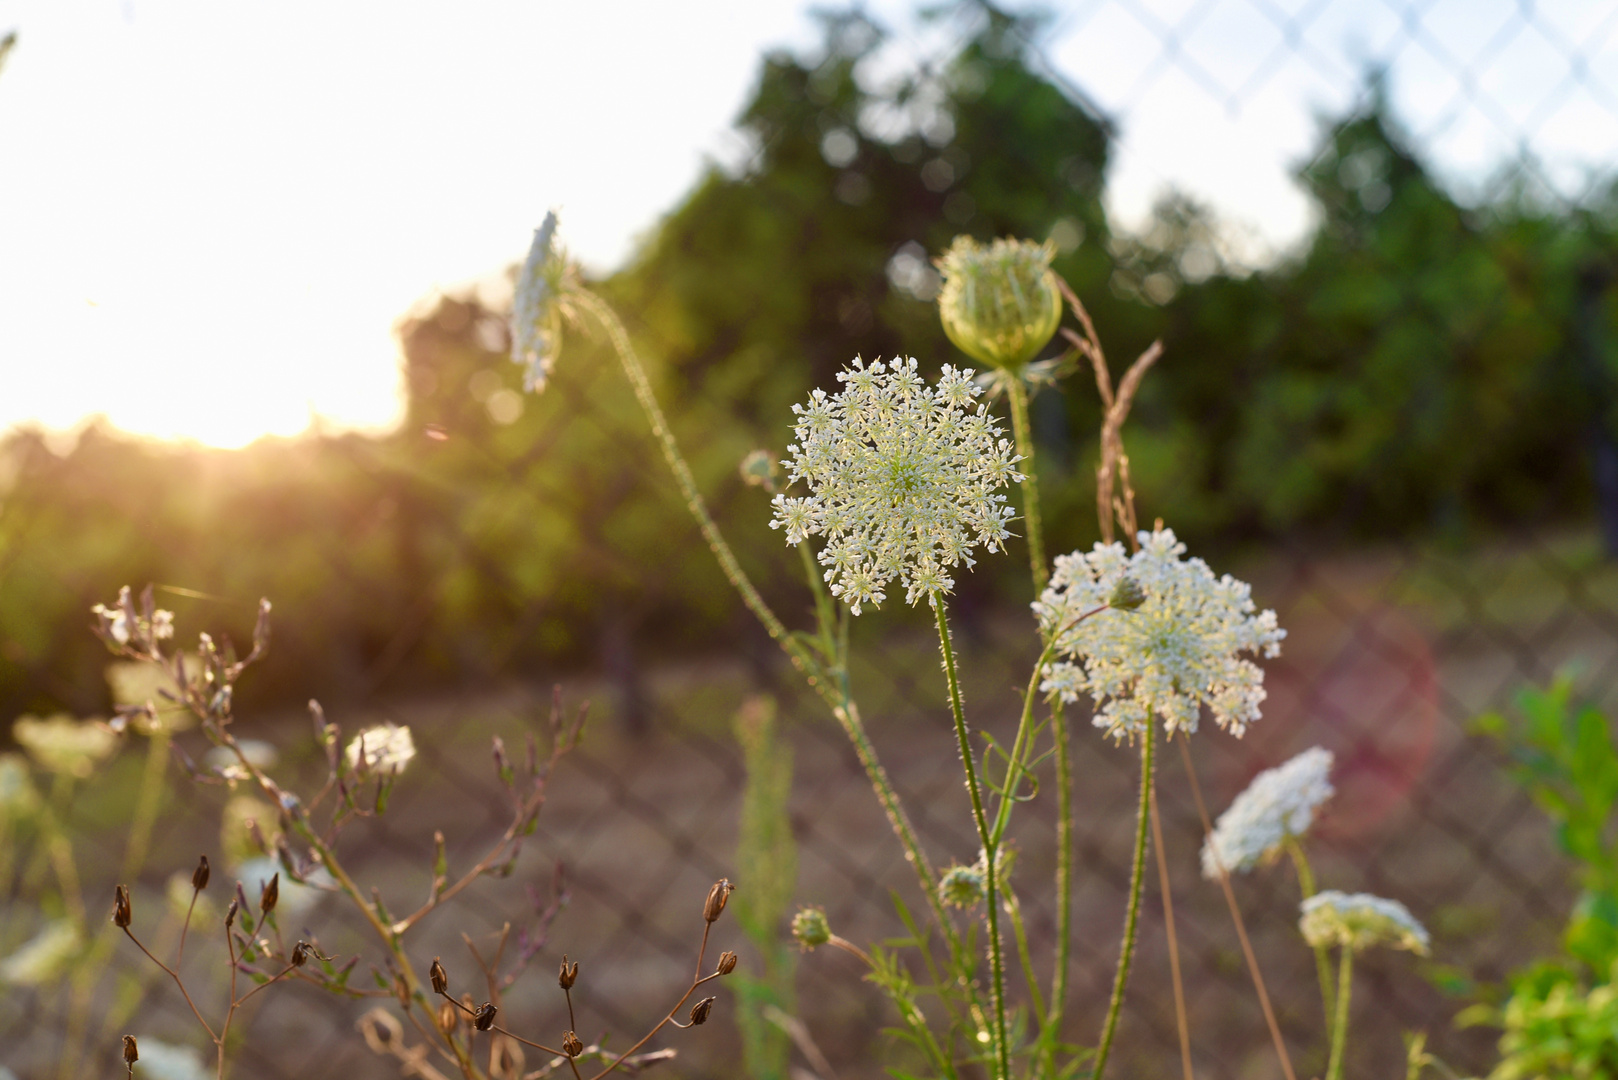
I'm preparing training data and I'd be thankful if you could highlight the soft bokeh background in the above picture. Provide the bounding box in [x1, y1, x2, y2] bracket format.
[4, 1, 1618, 1078]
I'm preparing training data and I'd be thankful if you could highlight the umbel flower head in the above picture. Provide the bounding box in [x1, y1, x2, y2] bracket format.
[1299, 891, 1430, 955]
[511, 211, 573, 393]
[1034, 527, 1285, 741]
[935, 235, 1063, 371]
[770, 357, 1023, 613]
[1202, 747, 1334, 879]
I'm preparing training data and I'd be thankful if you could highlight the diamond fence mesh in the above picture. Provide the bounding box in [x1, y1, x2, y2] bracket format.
[5, 2, 1618, 1079]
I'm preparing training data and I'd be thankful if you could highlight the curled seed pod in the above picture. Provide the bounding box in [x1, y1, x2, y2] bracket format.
[688, 997, 715, 1026]
[716, 950, 738, 975]
[558, 956, 579, 990]
[437, 1001, 459, 1035]
[192, 855, 211, 891]
[259, 873, 279, 915]
[123, 1035, 139, 1065]
[473, 1003, 497, 1032]
[1108, 575, 1147, 612]
[291, 941, 309, 967]
[562, 1031, 584, 1058]
[703, 879, 734, 924]
[113, 885, 132, 928]
[430, 958, 449, 995]
[225, 899, 239, 929]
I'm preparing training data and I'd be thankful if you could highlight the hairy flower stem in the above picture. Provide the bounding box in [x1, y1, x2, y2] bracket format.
[934, 601, 1009, 1080]
[579, 290, 976, 993]
[1287, 838, 1335, 1028]
[1092, 724, 1154, 1080]
[1326, 949, 1353, 1080]
[1005, 377, 1047, 594]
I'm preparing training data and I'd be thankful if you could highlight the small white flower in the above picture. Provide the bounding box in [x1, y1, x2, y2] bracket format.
[770, 357, 1023, 614]
[345, 723, 416, 776]
[1299, 891, 1429, 955]
[1034, 527, 1284, 740]
[1201, 747, 1334, 878]
[511, 211, 565, 393]
[151, 609, 175, 640]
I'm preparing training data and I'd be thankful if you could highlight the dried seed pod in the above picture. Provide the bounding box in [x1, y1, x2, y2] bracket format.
[473, 1002, 497, 1032]
[291, 941, 309, 967]
[123, 1035, 139, 1065]
[192, 855, 211, 891]
[703, 879, 734, 923]
[429, 958, 449, 995]
[562, 1031, 584, 1058]
[437, 1001, 459, 1035]
[113, 885, 132, 928]
[715, 950, 738, 975]
[557, 955, 579, 990]
[225, 899, 239, 929]
[259, 873, 279, 915]
[688, 997, 715, 1026]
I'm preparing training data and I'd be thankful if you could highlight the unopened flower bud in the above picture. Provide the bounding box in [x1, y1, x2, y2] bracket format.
[123, 1035, 139, 1065]
[225, 898, 239, 929]
[563, 1031, 584, 1058]
[716, 950, 738, 975]
[113, 884, 132, 928]
[938, 864, 986, 909]
[936, 235, 1063, 371]
[192, 855, 211, 891]
[688, 997, 715, 1026]
[473, 1002, 497, 1032]
[739, 450, 781, 494]
[1108, 575, 1146, 612]
[703, 879, 734, 923]
[259, 873, 279, 915]
[558, 956, 578, 990]
[791, 907, 830, 950]
[430, 958, 449, 995]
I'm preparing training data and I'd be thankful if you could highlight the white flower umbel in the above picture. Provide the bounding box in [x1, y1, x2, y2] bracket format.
[1299, 891, 1430, 955]
[1202, 747, 1334, 879]
[1034, 527, 1284, 740]
[511, 211, 565, 392]
[344, 723, 416, 776]
[770, 356, 1023, 613]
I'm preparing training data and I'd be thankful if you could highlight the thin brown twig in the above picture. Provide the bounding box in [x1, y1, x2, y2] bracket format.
[121, 927, 217, 1041]
[1150, 785, 1194, 1080]
[1177, 736, 1297, 1080]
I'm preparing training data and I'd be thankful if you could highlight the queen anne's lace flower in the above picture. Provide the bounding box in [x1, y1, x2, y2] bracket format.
[1034, 528, 1284, 740]
[345, 723, 416, 776]
[511, 211, 565, 393]
[1299, 891, 1429, 955]
[1201, 747, 1334, 878]
[770, 357, 1023, 613]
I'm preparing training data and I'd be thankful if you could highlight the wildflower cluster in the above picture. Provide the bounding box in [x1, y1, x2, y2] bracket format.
[1201, 747, 1334, 878]
[1034, 527, 1285, 740]
[1299, 891, 1430, 955]
[770, 356, 1023, 612]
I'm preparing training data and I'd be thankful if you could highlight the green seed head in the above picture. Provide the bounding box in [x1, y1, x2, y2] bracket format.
[935, 235, 1063, 371]
[790, 906, 831, 950]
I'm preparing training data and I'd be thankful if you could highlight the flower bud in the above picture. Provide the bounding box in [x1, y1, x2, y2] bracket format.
[473, 1002, 498, 1032]
[935, 235, 1063, 371]
[1108, 575, 1146, 612]
[430, 958, 449, 995]
[688, 997, 715, 1026]
[938, 864, 986, 909]
[563, 1031, 584, 1058]
[715, 950, 738, 975]
[790, 907, 830, 950]
[259, 873, 279, 915]
[225, 898, 239, 929]
[558, 956, 579, 990]
[739, 450, 781, 494]
[192, 855, 211, 892]
[703, 879, 734, 924]
[123, 1035, 139, 1065]
[113, 884, 132, 928]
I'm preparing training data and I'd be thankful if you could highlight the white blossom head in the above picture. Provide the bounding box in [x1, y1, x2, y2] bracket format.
[769, 357, 1023, 613]
[1299, 891, 1429, 955]
[1201, 747, 1334, 879]
[511, 211, 569, 393]
[344, 723, 416, 776]
[1034, 527, 1285, 740]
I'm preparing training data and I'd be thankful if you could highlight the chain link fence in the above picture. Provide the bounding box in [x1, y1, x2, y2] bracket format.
[5, 1, 1618, 1078]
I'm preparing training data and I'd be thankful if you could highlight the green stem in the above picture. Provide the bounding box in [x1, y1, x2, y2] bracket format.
[934, 601, 1009, 1080]
[1042, 699, 1073, 1079]
[1004, 888, 1046, 1026]
[797, 539, 836, 662]
[1326, 949, 1353, 1080]
[1006, 377, 1047, 595]
[1093, 724, 1155, 1080]
[1287, 838, 1335, 1030]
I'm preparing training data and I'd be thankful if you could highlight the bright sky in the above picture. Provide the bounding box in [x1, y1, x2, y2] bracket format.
[2, 0, 1615, 448]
